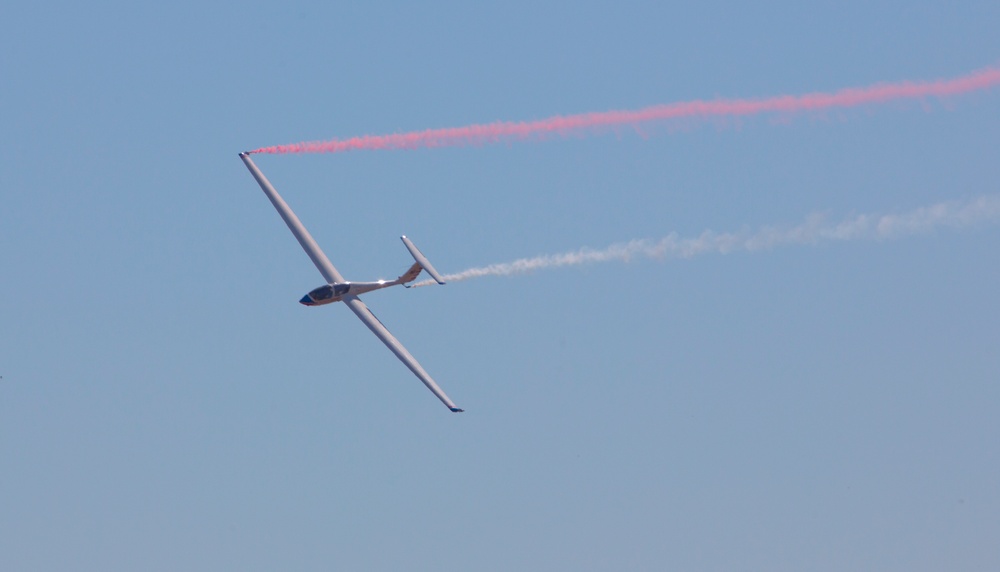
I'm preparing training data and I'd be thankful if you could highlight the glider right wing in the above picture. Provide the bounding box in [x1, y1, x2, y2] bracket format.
[343, 295, 463, 412]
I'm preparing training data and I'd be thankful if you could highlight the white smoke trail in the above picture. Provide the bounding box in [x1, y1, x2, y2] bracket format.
[413, 195, 1000, 287]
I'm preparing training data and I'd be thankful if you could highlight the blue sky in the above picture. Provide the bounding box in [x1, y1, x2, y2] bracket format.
[2, 2, 999, 570]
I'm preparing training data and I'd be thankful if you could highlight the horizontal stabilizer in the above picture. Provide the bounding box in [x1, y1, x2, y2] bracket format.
[401, 236, 446, 284]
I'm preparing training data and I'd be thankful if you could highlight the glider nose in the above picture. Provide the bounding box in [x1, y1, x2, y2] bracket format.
[299, 294, 314, 306]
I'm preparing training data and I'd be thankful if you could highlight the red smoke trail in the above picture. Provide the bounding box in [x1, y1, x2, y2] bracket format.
[249, 65, 1000, 155]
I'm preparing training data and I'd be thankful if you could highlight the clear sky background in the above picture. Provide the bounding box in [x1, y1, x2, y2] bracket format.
[2, 2, 999, 570]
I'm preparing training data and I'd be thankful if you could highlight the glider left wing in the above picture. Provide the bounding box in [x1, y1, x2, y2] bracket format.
[240, 152, 344, 285]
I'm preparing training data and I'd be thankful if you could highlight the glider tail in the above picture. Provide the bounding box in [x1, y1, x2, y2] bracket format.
[401, 236, 446, 285]
[398, 261, 424, 285]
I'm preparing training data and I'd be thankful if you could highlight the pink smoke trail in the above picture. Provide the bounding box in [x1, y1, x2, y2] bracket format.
[249, 65, 1000, 155]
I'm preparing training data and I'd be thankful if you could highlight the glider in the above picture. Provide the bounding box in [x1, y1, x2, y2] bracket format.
[239, 153, 463, 412]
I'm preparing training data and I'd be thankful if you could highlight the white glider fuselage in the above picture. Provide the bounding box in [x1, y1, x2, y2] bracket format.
[300, 277, 410, 306]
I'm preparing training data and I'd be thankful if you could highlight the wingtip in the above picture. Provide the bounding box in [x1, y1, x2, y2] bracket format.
[449, 407, 465, 413]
